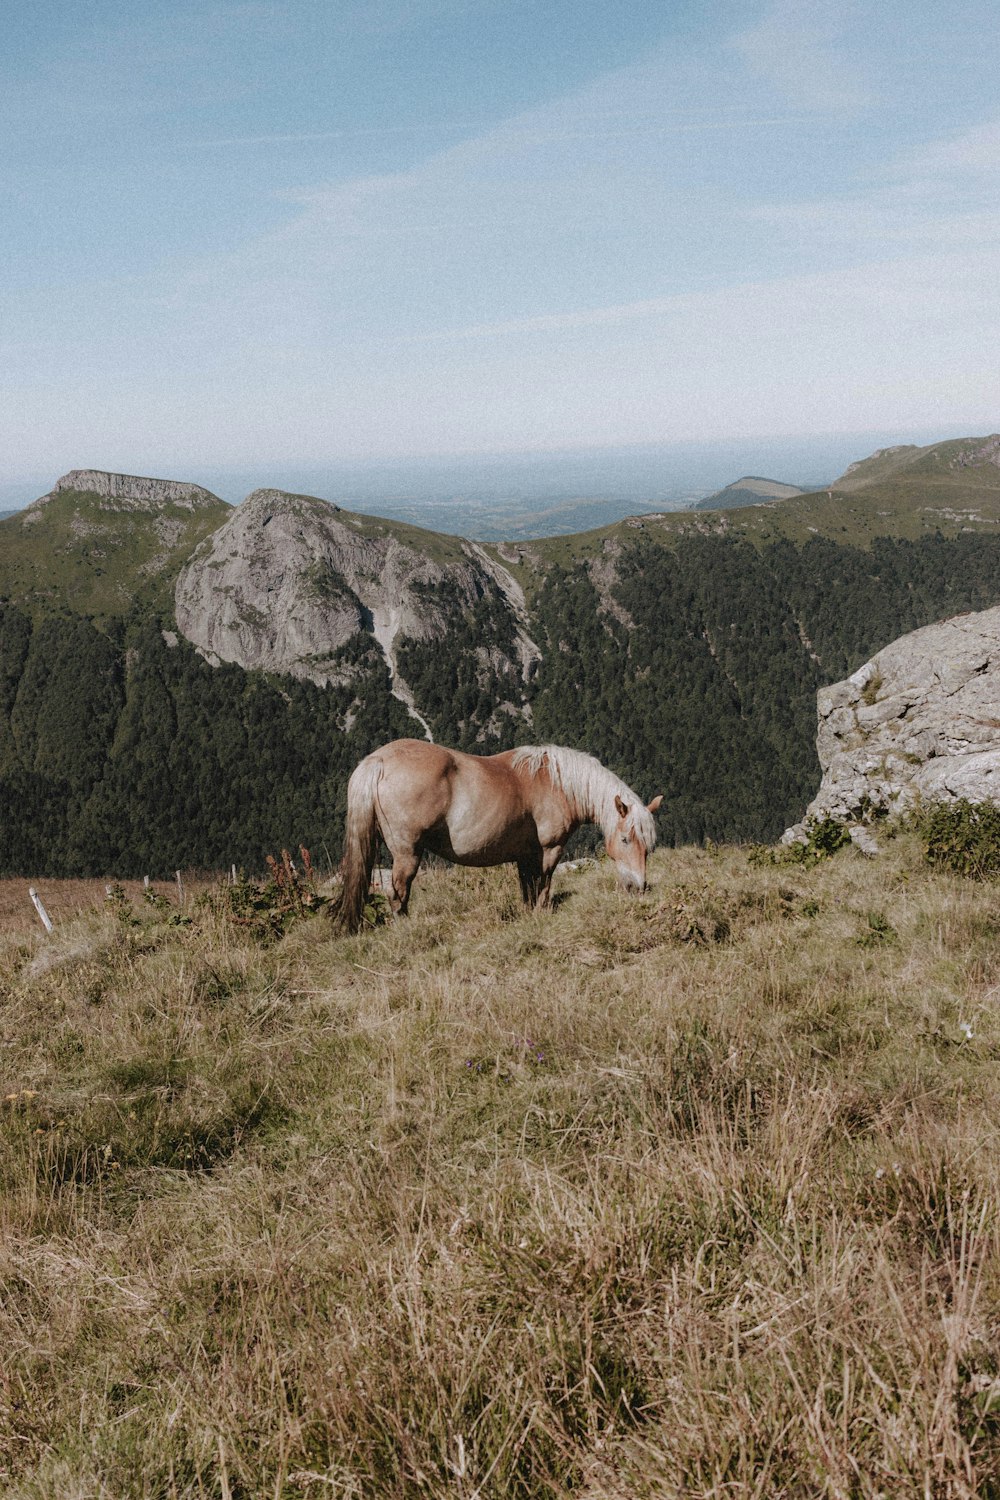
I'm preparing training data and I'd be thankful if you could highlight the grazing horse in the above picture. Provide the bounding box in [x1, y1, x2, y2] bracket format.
[337, 738, 662, 932]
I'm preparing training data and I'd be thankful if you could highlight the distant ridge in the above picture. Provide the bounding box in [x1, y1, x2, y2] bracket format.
[693, 475, 805, 511]
[831, 434, 1000, 493]
[32, 468, 223, 512]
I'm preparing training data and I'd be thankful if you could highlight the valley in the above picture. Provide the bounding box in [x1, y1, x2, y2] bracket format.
[2, 434, 1000, 875]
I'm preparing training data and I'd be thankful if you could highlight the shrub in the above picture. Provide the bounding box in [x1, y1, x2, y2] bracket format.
[918, 798, 1000, 879]
[749, 815, 852, 869]
[204, 846, 330, 943]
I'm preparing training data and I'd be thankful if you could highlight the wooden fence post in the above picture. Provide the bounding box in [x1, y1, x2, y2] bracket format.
[28, 888, 53, 935]
[176, 870, 184, 906]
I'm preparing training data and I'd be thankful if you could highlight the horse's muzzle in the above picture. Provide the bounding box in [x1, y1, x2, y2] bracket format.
[617, 870, 646, 894]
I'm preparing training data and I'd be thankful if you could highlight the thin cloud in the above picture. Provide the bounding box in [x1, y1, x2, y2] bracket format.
[416, 249, 1000, 343]
[902, 119, 1000, 177]
[729, 0, 871, 111]
[192, 114, 803, 150]
[193, 122, 488, 147]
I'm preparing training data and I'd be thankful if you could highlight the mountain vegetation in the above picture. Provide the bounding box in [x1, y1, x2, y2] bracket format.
[0, 474, 228, 623]
[2, 437, 1000, 876]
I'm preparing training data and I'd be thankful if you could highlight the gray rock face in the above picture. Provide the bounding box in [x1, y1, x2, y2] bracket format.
[174, 490, 539, 734]
[45, 469, 221, 511]
[785, 606, 1000, 841]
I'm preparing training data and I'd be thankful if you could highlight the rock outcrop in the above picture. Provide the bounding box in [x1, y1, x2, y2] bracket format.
[174, 489, 539, 735]
[785, 606, 1000, 842]
[34, 469, 222, 512]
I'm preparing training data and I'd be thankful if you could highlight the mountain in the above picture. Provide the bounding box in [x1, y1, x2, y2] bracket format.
[531, 431, 1000, 555]
[0, 469, 229, 621]
[831, 433, 1000, 494]
[5, 438, 1000, 875]
[692, 476, 805, 510]
[174, 487, 538, 739]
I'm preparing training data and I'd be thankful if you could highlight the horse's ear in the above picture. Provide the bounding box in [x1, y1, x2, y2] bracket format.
[647, 795, 663, 813]
[614, 794, 628, 818]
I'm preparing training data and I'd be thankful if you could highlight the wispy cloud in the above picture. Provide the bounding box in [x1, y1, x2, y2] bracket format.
[417, 248, 1000, 343]
[902, 118, 1000, 177]
[192, 122, 489, 147]
[193, 113, 804, 151]
[745, 114, 1000, 254]
[729, 0, 871, 111]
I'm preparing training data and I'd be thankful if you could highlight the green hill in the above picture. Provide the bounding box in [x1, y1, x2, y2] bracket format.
[692, 475, 805, 510]
[0, 469, 230, 622]
[500, 432, 1000, 569]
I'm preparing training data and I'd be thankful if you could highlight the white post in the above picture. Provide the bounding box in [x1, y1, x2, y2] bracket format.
[175, 870, 184, 906]
[231, 864, 237, 885]
[143, 875, 150, 891]
[28, 888, 53, 934]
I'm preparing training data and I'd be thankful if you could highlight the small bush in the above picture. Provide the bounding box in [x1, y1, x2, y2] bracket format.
[204, 847, 330, 943]
[918, 799, 1000, 879]
[749, 815, 851, 869]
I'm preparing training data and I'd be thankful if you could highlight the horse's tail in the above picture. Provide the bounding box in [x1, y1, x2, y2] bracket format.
[337, 754, 383, 933]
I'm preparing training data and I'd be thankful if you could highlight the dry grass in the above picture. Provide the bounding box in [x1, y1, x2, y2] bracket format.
[0, 876, 213, 937]
[1, 841, 1000, 1496]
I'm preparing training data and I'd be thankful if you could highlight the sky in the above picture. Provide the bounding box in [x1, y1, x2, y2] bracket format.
[2, 0, 999, 490]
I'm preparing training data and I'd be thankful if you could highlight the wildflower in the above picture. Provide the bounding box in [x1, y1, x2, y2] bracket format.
[960, 1021, 974, 1041]
[875, 1167, 886, 1180]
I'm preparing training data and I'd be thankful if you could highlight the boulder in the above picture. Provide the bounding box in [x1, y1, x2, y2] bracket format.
[784, 605, 1000, 843]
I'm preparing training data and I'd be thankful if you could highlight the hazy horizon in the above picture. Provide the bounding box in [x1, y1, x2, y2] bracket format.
[0, 424, 980, 518]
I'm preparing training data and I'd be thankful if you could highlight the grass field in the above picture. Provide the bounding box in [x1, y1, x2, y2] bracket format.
[0, 878, 200, 937]
[2, 838, 999, 1497]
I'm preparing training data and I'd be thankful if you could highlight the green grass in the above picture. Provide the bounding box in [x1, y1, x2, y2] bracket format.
[0, 488, 230, 622]
[2, 840, 1000, 1495]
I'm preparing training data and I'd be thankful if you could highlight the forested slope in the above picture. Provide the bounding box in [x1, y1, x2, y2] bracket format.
[5, 525, 1000, 873]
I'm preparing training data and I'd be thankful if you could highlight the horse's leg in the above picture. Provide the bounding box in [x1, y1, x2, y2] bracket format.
[535, 845, 565, 910]
[390, 845, 422, 916]
[517, 851, 542, 909]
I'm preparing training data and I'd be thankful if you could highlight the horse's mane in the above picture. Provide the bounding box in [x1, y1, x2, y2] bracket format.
[510, 745, 657, 850]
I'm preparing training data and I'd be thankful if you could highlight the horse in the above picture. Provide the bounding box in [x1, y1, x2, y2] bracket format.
[336, 738, 663, 932]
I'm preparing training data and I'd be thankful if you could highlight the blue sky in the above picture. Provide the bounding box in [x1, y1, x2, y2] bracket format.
[2, 0, 999, 485]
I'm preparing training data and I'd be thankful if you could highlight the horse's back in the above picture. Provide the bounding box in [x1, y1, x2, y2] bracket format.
[365, 738, 531, 863]
[367, 738, 458, 782]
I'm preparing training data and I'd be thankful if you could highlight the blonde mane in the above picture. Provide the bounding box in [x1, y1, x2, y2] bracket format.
[510, 744, 657, 850]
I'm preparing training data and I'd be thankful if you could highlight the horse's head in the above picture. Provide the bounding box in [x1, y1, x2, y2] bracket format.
[609, 793, 663, 893]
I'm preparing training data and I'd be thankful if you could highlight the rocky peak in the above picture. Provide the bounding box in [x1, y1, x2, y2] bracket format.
[45, 469, 222, 511]
[950, 435, 1000, 471]
[174, 487, 539, 733]
[840, 445, 915, 479]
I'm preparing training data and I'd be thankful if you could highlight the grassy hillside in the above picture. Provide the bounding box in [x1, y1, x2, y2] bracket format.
[498, 433, 1000, 574]
[2, 837, 1000, 1495]
[0, 485, 230, 622]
